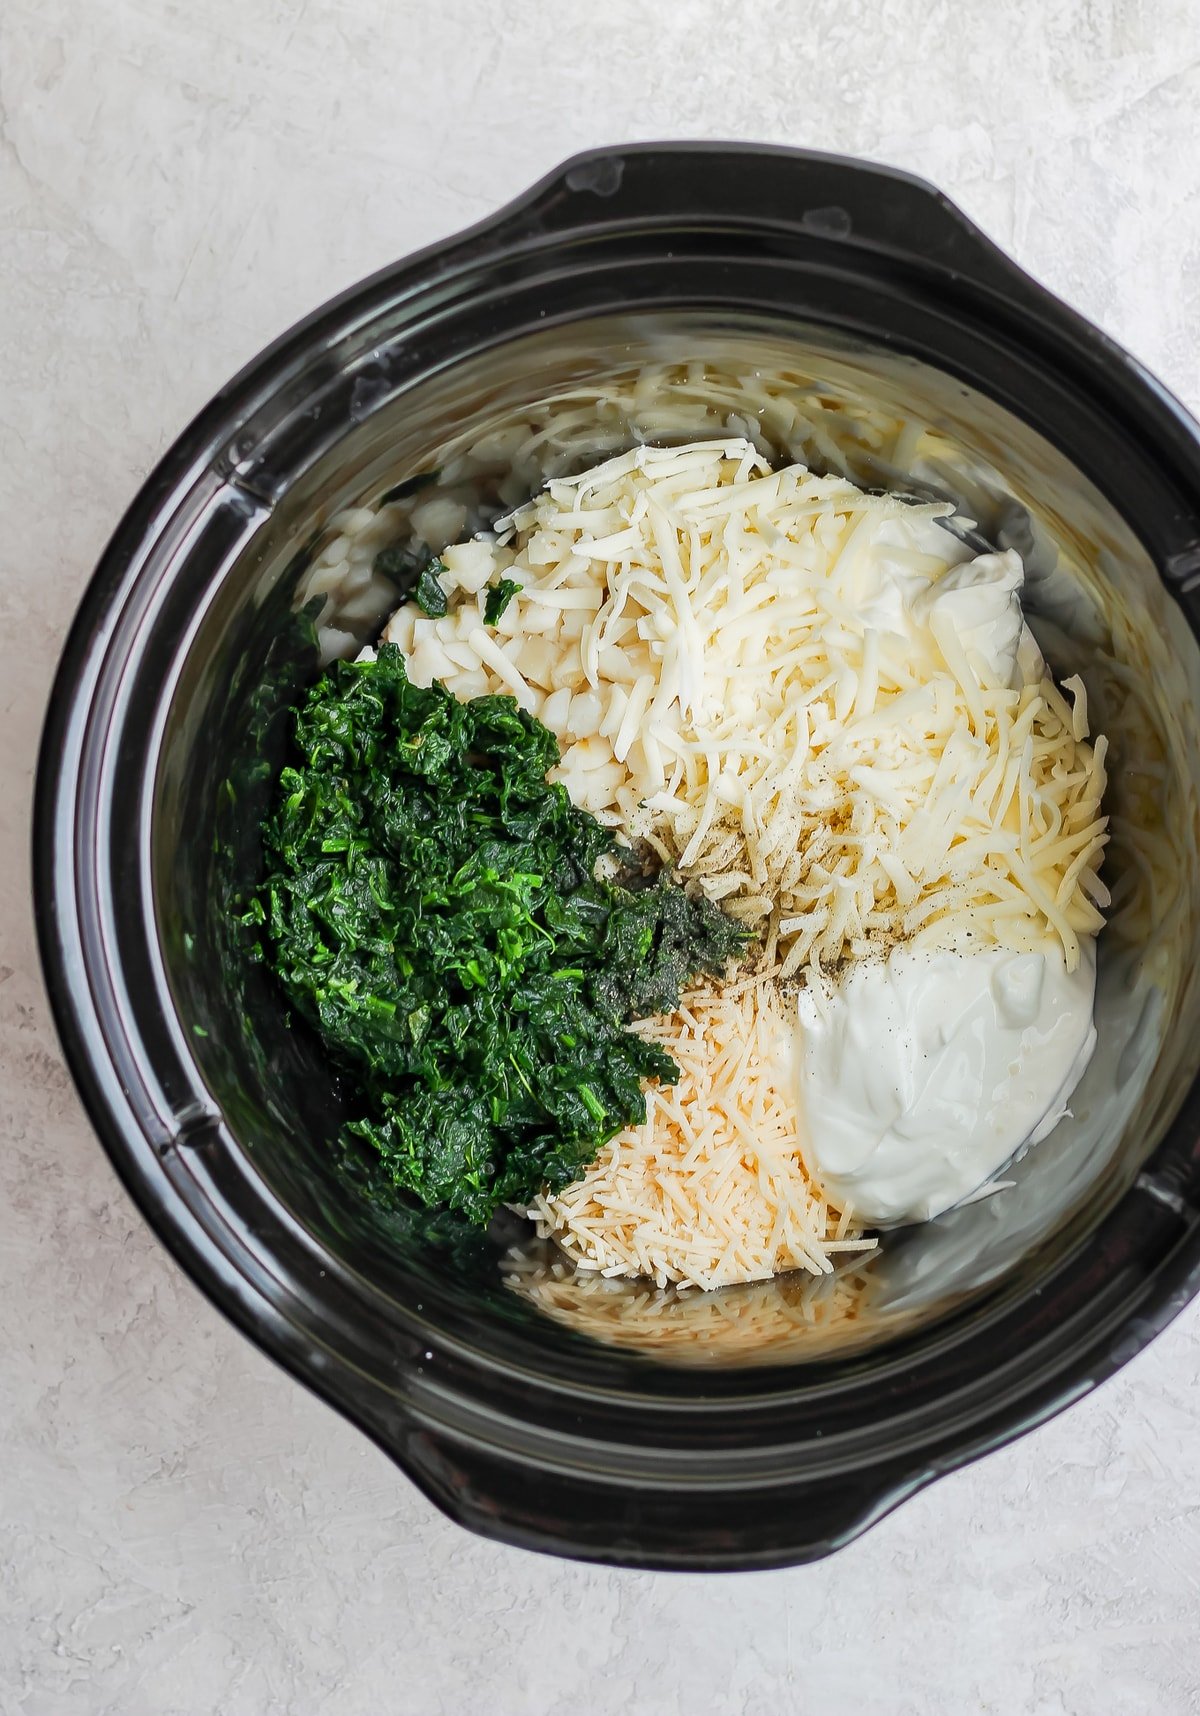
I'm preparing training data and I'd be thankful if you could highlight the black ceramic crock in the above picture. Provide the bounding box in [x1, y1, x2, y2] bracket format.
[34, 144, 1200, 1570]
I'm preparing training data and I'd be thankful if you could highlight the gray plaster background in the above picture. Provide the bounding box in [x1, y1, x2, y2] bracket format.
[4, 2, 1200, 1711]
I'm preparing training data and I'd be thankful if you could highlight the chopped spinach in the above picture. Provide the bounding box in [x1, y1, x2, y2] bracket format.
[484, 578, 521, 626]
[372, 542, 450, 613]
[248, 644, 746, 1224]
[414, 560, 448, 617]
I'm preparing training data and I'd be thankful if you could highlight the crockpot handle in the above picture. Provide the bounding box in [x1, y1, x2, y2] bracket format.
[477, 142, 1035, 304]
[394, 1415, 917, 1572]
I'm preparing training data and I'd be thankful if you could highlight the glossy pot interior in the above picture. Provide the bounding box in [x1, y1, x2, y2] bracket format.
[36, 146, 1200, 1569]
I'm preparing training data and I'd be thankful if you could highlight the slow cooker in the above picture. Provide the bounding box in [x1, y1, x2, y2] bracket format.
[34, 144, 1200, 1569]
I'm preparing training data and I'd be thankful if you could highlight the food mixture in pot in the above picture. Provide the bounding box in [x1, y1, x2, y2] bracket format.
[249, 438, 1108, 1291]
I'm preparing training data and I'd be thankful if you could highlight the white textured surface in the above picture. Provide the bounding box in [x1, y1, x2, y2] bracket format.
[4, 1, 1200, 1710]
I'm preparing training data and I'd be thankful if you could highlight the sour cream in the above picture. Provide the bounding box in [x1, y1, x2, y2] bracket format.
[796, 944, 1098, 1226]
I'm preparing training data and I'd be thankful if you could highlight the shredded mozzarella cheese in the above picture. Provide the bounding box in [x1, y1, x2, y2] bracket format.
[383, 440, 1109, 973]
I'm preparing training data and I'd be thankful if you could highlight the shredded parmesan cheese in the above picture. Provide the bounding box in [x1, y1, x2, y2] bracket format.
[525, 977, 876, 1291]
